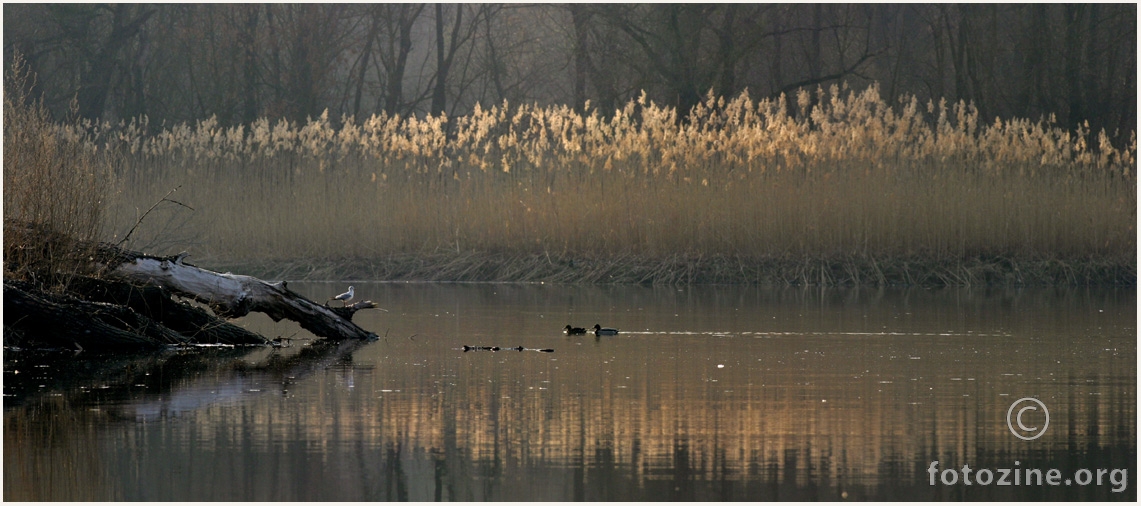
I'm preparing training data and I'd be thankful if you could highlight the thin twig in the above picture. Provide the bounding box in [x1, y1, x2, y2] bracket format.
[117, 185, 194, 247]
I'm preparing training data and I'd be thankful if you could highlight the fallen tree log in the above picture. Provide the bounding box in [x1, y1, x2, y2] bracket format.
[67, 275, 268, 345]
[4, 280, 187, 351]
[4, 219, 378, 351]
[99, 245, 377, 341]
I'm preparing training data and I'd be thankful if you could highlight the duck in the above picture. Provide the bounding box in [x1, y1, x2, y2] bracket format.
[593, 324, 619, 336]
[564, 325, 587, 335]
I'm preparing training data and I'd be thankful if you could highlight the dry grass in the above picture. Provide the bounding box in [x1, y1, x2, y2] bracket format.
[3, 54, 115, 290]
[72, 84, 1134, 285]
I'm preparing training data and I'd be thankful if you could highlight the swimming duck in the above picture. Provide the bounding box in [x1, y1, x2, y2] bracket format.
[593, 324, 619, 336]
[564, 325, 587, 335]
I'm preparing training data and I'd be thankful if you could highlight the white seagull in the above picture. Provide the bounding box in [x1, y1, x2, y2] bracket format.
[330, 285, 354, 306]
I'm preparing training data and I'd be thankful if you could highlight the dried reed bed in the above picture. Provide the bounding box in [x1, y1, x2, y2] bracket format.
[87, 84, 1133, 285]
[4, 55, 114, 290]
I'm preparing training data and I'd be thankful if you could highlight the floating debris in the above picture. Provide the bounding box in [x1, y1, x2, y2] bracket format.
[462, 345, 553, 353]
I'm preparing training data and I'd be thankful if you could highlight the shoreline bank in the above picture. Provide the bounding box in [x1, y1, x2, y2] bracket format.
[205, 251, 1135, 287]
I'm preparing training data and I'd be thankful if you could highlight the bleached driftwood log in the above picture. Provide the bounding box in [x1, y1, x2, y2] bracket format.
[104, 249, 377, 341]
[68, 275, 267, 345]
[4, 220, 376, 350]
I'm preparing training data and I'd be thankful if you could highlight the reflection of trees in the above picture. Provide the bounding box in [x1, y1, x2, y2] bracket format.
[384, 442, 409, 501]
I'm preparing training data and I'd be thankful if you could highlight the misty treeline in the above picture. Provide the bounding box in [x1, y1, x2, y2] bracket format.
[4, 4, 1135, 142]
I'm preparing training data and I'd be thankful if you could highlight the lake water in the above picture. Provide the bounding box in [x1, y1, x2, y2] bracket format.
[3, 283, 1135, 501]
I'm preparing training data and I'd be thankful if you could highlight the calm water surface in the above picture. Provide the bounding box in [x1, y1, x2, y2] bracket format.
[4, 284, 1135, 501]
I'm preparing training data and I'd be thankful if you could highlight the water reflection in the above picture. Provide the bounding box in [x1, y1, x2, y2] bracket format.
[4, 285, 1135, 500]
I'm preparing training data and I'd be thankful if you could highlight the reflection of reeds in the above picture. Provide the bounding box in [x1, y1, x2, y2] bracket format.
[3, 398, 113, 501]
[7, 323, 1131, 500]
[3, 285, 1134, 500]
[82, 84, 1132, 283]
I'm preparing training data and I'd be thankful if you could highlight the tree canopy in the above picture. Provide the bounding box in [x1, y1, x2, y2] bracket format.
[4, 4, 1134, 140]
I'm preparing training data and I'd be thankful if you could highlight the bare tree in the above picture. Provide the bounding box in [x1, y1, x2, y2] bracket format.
[431, 4, 467, 115]
[377, 4, 424, 116]
[3, 4, 1132, 139]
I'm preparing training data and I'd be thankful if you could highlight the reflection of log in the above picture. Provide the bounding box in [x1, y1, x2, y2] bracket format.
[102, 246, 377, 341]
[2, 339, 368, 411]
